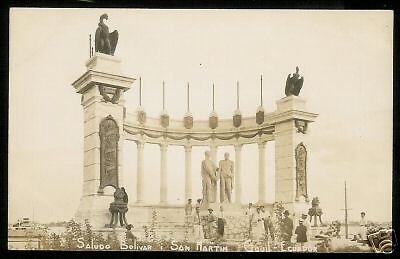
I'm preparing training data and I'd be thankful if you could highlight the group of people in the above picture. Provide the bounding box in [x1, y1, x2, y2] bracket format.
[185, 198, 227, 242]
[184, 199, 311, 246]
[280, 209, 312, 248]
[245, 203, 275, 241]
[246, 203, 312, 248]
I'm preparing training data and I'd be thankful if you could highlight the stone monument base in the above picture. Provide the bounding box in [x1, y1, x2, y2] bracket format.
[74, 193, 114, 229]
[76, 202, 277, 241]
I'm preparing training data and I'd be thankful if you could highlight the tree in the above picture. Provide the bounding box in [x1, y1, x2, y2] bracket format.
[63, 219, 82, 250]
[83, 219, 94, 245]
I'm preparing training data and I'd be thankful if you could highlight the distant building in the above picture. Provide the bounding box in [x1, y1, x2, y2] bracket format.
[8, 217, 47, 250]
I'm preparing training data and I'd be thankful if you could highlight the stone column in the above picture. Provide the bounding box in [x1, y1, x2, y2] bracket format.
[210, 144, 218, 163]
[136, 140, 145, 204]
[160, 143, 168, 204]
[184, 145, 192, 201]
[258, 141, 266, 203]
[234, 143, 242, 205]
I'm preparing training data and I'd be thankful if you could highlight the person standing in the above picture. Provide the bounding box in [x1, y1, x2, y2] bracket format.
[195, 198, 202, 210]
[193, 206, 204, 241]
[245, 203, 254, 239]
[301, 213, 311, 241]
[254, 207, 265, 240]
[185, 199, 193, 216]
[218, 152, 234, 203]
[358, 212, 367, 241]
[295, 219, 308, 250]
[206, 208, 217, 240]
[217, 205, 227, 241]
[261, 206, 275, 241]
[281, 210, 294, 248]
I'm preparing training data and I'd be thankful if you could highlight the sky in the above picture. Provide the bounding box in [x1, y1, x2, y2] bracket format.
[9, 9, 393, 223]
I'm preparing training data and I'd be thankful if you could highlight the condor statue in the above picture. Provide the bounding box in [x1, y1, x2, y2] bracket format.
[285, 66, 304, 97]
[95, 13, 119, 56]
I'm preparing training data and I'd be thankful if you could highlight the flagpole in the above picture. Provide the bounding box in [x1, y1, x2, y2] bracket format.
[139, 77, 142, 106]
[236, 81, 239, 109]
[187, 82, 190, 112]
[212, 83, 215, 111]
[162, 81, 165, 111]
[260, 74, 263, 106]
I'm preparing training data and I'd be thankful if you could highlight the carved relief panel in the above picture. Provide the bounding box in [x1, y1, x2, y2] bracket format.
[295, 142, 308, 201]
[98, 115, 119, 193]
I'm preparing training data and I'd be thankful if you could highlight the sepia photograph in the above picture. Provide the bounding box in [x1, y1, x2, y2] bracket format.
[8, 8, 393, 252]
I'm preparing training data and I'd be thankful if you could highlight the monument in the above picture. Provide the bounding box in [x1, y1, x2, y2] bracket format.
[72, 15, 135, 229]
[72, 16, 318, 238]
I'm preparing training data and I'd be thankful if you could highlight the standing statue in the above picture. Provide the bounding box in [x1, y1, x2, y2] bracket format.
[218, 152, 234, 203]
[308, 197, 323, 227]
[201, 151, 218, 204]
[108, 187, 129, 228]
[95, 13, 119, 56]
[285, 66, 304, 96]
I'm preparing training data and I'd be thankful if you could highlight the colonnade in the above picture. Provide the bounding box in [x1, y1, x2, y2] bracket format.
[133, 140, 268, 205]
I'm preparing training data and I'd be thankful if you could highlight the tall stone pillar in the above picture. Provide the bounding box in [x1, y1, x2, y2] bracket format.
[160, 143, 168, 204]
[273, 95, 318, 217]
[72, 52, 135, 228]
[234, 143, 242, 205]
[184, 145, 192, 201]
[258, 141, 266, 203]
[210, 144, 218, 163]
[136, 140, 145, 204]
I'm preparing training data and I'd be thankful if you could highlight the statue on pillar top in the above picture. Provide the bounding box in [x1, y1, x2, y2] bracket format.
[201, 151, 219, 204]
[95, 13, 119, 56]
[285, 66, 304, 97]
[218, 152, 234, 203]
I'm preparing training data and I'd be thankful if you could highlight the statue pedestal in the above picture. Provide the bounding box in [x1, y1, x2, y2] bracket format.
[272, 95, 317, 218]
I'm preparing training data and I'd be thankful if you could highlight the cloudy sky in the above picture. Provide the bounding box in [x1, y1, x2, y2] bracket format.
[9, 9, 392, 223]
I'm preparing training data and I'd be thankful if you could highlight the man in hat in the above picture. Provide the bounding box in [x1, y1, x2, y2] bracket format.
[193, 206, 204, 241]
[301, 213, 311, 241]
[206, 208, 217, 239]
[281, 210, 294, 248]
[195, 198, 202, 210]
[217, 205, 227, 241]
[261, 206, 275, 241]
[185, 199, 193, 216]
[295, 219, 308, 249]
